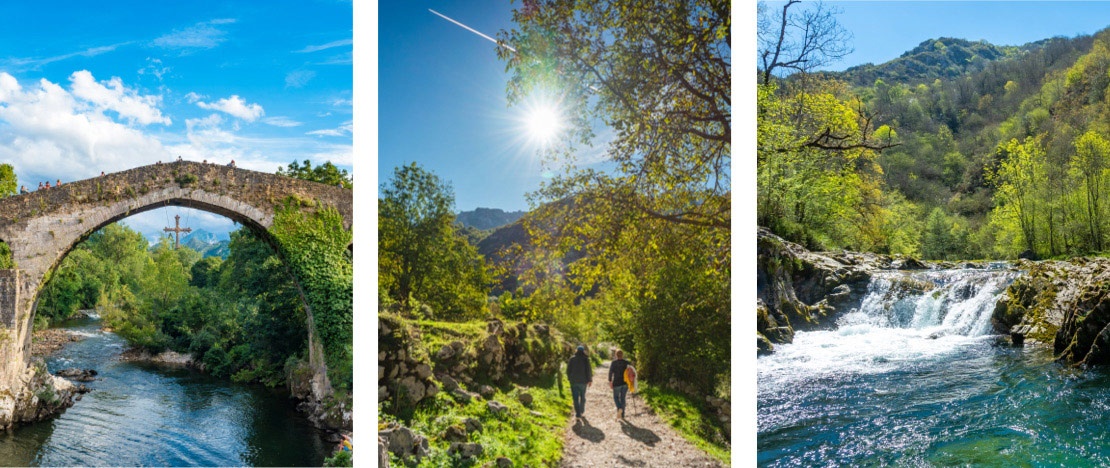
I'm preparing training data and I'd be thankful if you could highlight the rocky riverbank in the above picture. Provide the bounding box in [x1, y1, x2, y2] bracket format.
[0, 328, 90, 430]
[757, 228, 945, 354]
[756, 228, 1110, 368]
[31, 328, 84, 357]
[991, 258, 1110, 365]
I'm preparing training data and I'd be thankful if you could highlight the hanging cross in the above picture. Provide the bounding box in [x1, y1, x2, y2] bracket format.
[164, 214, 192, 249]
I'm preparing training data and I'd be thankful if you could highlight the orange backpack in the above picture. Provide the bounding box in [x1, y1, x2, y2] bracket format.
[624, 365, 637, 392]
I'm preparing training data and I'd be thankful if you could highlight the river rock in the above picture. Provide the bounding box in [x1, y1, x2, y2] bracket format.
[55, 368, 98, 382]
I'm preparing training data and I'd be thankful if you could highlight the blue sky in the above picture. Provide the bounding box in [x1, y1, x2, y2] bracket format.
[817, 1, 1110, 71]
[379, 1, 554, 213]
[0, 0, 352, 242]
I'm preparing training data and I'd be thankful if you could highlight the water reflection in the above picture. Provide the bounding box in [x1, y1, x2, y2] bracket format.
[0, 318, 327, 467]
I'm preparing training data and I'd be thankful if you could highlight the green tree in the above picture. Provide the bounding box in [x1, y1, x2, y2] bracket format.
[1072, 130, 1110, 251]
[0, 164, 15, 198]
[277, 160, 352, 188]
[499, 0, 730, 231]
[498, 0, 731, 394]
[989, 137, 1048, 257]
[378, 163, 490, 319]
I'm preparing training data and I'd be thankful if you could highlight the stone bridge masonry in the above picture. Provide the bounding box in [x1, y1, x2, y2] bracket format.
[0, 161, 351, 427]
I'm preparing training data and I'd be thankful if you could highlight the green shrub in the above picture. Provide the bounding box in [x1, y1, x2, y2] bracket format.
[323, 450, 352, 467]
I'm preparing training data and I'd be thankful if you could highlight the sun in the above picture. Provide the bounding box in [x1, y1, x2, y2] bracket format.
[521, 98, 564, 145]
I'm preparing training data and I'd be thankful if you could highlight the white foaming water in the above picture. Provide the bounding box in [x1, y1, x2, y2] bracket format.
[759, 268, 1019, 391]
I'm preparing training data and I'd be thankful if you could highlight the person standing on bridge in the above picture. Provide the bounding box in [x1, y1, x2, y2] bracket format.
[609, 349, 631, 420]
[567, 345, 592, 421]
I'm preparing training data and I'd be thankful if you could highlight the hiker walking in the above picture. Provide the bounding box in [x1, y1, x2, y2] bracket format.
[609, 349, 631, 420]
[567, 345, 592, 420]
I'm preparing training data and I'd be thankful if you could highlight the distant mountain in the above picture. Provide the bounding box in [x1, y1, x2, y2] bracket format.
[823, 37, 1019, 87]
[457, 208, 526, 231]
[180, 229, 231, 259]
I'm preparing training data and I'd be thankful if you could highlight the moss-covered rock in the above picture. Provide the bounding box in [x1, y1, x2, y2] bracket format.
[991, 258, 1110, 365]
[757, 228, 899, 353]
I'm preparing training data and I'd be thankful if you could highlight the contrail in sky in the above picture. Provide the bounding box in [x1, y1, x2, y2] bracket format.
[428, 9, 517, 53]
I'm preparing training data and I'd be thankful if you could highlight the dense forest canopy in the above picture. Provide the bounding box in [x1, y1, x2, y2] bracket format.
[758, 0, 1110, 260]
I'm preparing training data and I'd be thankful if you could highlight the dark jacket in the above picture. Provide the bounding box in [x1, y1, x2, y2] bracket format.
[567, 350, 592, 384]
[609, 358, 630, 386]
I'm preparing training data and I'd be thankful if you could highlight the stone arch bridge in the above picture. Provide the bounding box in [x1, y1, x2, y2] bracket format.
[0, 160, 351, 427]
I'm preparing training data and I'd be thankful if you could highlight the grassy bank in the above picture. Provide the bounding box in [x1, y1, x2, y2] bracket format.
[382, 374, 570, 466]
[639, 383, 731, 465]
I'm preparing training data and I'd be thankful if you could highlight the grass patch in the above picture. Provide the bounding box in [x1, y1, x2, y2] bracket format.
[413, 319, 487, 353]
[639, 383, 731, 465]
[381, 372, 570, 467]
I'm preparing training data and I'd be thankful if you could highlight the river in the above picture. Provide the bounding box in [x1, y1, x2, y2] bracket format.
[0, 317, 330, 466]
[758, 267, 1110, 466]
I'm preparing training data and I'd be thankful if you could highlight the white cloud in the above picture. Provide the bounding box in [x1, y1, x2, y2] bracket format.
[295, 39, 352, 53]
[184, 91, 205, 103]
[0, 71, 348, 194]
[195, 95, 264, 122]
[137, 58, 170, 81]
[69, 71, 171, 125]
[0, 72, 171, 182]
[330, 98, 353, 107]
[285, 70, 316, 88]
[263, 116, 302, 127]
[153, 19, 236, 50]
[316, 52, 353, 66]
[306, 120, 352, 137]
[3, 42, 130, 70]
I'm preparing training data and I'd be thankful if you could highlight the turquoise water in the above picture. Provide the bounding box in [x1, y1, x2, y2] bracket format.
[757, 269, 1110, 466]
[0, 318, 329, 466]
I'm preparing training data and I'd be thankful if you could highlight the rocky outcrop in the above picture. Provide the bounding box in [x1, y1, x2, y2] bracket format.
[758, 228, 911, 353]
[992, 258, 1110, 365]
[0, 361, 78, 429]
[285, 358, 351, 432]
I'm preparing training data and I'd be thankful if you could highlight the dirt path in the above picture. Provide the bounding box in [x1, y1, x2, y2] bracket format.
[560, 362, 724, 467]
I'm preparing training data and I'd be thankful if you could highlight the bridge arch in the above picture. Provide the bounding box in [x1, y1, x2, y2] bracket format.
[0, 161, 351, 423]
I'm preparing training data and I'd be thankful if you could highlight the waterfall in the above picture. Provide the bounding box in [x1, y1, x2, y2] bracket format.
[758, 266, 1019, 389]
[840, 267, 1019, 337]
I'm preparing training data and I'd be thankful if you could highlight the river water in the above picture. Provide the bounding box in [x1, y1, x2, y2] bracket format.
[758, 267, 1110, 466]
[0, 317, 330, 466]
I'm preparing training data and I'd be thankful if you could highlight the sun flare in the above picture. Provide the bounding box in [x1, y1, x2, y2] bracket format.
[522, 100, 563, 145]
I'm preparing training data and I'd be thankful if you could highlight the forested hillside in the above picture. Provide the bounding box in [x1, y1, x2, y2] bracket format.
[760, 0, 1110, 260]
